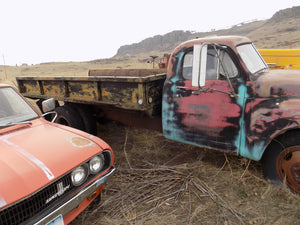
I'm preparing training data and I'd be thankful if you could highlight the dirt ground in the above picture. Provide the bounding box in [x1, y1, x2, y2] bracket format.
[70, 121, 300, 225]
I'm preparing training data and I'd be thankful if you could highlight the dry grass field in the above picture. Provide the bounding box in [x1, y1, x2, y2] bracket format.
[69, 122, 300, 225]
[0, 55, 153, 87]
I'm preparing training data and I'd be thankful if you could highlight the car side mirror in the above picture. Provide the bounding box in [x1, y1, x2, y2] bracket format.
[41, 98, 57, 122]
[192, 44, 207, 87]
[42, 98, 56, 113]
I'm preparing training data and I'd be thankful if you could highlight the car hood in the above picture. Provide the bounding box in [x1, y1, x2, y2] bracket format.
[0, 119, 108, 209]
[254, 70, 300, 97]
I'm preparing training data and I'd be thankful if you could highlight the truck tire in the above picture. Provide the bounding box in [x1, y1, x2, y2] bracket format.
[261, 133, 300, 194]
[71, 104, 97, 135]
[54, 105, 85, 131]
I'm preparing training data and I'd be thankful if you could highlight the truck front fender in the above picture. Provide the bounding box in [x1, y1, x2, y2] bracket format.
[241, 98, 300, 161]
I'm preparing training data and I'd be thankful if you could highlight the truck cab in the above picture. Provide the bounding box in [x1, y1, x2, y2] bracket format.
[162, 36, 300, 194]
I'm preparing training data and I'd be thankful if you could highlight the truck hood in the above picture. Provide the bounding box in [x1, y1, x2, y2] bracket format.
[0, 119, 106, 209]
[254, 70, 300, 97]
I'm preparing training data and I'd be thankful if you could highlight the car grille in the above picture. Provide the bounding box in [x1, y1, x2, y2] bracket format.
[0, 175, 74, 225]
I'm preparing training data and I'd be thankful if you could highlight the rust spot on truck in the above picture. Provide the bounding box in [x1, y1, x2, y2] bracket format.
[254, 70, 300, 97]
[88, 69, 166, 77]
[16, 73, 166, 117]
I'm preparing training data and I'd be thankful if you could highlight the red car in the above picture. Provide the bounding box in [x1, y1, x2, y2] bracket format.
[0, 84, 114, 225]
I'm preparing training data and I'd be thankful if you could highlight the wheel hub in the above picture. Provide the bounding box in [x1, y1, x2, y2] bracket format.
[276, 146, 300, 194]
[291, 163, 300, 184]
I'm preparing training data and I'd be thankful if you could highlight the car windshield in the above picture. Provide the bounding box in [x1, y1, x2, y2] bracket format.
[237, 43, 268, 74]
[0, 86, 39, 128]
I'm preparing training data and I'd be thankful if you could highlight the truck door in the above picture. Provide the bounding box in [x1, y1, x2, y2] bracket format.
[164, 45, 247, 152]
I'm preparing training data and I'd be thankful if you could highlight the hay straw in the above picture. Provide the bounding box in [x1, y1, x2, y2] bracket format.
[95, 161, 245, 224]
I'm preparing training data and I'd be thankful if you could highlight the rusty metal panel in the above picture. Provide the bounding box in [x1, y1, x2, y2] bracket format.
[101, 81, 141, 108]
[145, 78, 165, 117]
[18, 80, 41, 96]
[88, 69, 166, 77]
[254, 70, 300, 97]
[67, 81, 98, 101]
[42, 80, 66, 98]
[16, 73, 166, 117]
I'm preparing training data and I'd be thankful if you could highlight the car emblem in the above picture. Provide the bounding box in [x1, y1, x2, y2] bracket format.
[46, 182, 70, 204]
[57, 182, 65, 196]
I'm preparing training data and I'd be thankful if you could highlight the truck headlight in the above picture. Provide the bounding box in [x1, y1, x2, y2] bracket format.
[71, 165, 88, 186]
[89, 154, 104, 174]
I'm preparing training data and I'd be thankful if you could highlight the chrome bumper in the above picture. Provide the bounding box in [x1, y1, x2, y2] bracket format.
[34, 167, 115, 225]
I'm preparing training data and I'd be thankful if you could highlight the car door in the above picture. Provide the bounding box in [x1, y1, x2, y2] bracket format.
[170, 46, 246, 152]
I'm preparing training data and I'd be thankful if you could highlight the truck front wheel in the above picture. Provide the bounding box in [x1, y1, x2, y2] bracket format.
[54, 105, 85, 131]
[262, 134, 300, 194]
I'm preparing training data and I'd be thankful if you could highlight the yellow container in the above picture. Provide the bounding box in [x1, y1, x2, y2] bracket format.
[258, 49, 300, 70]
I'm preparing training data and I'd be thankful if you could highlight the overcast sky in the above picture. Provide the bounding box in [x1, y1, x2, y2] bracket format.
[0, 0, 299, 65]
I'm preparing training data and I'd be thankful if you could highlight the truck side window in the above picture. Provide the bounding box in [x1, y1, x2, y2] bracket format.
[206, 48, 218, 80]
[182, 48, 238, 81]
[219, 50, 238, 78]
[182, 49, 219, 80]
[207, 48, 238, 79]
[182, 51, 193, 80]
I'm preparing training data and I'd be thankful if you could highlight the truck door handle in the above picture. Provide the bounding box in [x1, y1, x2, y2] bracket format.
[176, 86, 189, 97]
[176, 86, 188, 91]
[191, 90, 200, 95]
[176, 86, 203, 96]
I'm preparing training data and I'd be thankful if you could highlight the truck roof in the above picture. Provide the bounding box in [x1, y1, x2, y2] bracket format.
[172, 35, 252, 54]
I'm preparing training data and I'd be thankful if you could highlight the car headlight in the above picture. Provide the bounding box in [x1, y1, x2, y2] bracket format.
[89, 155, 105, 174]
[71, 165, 88, 186]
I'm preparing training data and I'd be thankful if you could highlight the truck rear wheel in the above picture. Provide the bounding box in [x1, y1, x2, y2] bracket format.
[262, 133, 300, 194]
[54, 105, 85, 130]
[71, 104, 97, 135]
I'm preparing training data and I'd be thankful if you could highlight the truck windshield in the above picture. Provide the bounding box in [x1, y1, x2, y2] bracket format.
[0, 87, 39, 128]
[237, 43, 267, 74]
